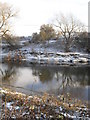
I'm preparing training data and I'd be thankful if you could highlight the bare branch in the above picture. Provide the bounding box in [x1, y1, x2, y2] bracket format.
[0, 2, 17, 39]
[53, 13, 86, 52]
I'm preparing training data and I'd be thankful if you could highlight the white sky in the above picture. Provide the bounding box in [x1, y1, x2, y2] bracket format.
[1, 0, 89, 36]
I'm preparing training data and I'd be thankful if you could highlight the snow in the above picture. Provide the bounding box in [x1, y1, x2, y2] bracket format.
[59, 106, 63, 111]
[6, 102, 13, 110]
[21, 51, 89, 65]
[46, 40, 57, 44]
[1, 41, 90, 66]
[6, 102, 20, 111]
[1, 50, 89, 65]
[0, 89, 8, 93]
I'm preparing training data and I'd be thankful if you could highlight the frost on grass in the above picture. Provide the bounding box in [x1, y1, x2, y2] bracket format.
[0, 88, 90, 120]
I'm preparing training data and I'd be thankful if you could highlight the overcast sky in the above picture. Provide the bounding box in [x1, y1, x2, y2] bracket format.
[1, 0, 89, 36]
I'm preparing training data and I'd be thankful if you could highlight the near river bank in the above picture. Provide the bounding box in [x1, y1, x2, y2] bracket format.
[0, 87, 90, 120]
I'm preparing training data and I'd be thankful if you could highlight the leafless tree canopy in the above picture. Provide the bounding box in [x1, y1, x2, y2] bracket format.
[0, 2, 17, 39]
[53, 13, 86, 51]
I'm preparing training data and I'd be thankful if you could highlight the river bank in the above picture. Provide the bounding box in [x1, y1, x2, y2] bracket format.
[1, 50, 90, 66]
[0, 87, 90, 120]
[1, 44, 90, 120]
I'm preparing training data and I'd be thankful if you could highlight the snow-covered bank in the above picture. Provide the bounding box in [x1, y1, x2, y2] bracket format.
[0, 87, 90, 120]
[1, 38, 89, 66]
[1, 50, 90, 66]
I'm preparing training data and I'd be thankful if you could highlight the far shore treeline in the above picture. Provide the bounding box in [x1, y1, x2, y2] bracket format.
[0, 2, 89, 53]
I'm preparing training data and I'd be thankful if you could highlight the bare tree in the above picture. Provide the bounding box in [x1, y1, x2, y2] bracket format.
[0, 2, 17, 39]
[53, 13, 85, 52]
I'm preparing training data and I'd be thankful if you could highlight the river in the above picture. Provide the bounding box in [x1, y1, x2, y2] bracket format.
[0, 62, 90, 105]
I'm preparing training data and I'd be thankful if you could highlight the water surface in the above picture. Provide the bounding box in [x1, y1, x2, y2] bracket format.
[1, 63, 90, 104]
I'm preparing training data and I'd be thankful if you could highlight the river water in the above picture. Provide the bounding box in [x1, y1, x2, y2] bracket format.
[0, 63, 90, 105]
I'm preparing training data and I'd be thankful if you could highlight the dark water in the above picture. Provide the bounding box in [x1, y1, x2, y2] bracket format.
[0, 63, 90, 103]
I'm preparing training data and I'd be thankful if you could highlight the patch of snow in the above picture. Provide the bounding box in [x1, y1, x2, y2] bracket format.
[59, 106, 63, 111]
[0, 89, 7, 93]
[15, 106, 20, 110]
[6, 102, 14, 110]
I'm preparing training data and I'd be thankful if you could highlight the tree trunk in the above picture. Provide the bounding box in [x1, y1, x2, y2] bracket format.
[65, 39, 70, 52]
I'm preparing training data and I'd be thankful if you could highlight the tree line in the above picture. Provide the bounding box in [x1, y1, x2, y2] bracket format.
[0, 2, 89, 52]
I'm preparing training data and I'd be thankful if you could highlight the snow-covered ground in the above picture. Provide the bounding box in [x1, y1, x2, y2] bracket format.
[25, 52, 89, 65]
[1, 39, 90, 65]
[1, 48, 90, 66]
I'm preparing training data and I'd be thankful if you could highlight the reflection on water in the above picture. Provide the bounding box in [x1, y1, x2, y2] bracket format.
[0, 63, 90, 102]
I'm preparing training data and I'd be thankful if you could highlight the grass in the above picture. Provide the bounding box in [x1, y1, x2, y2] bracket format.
[0, 87, 89, 120]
